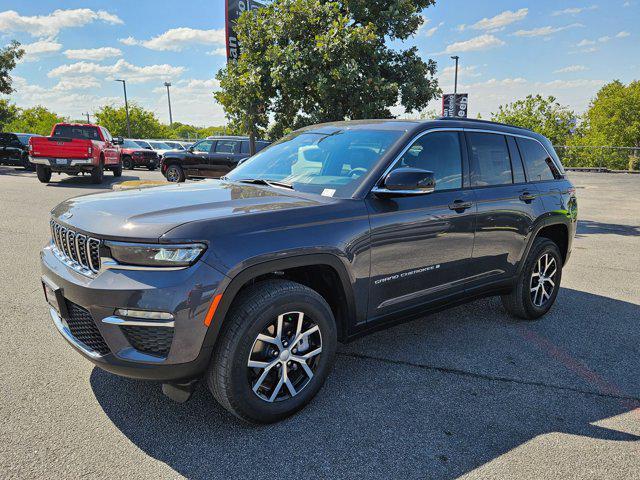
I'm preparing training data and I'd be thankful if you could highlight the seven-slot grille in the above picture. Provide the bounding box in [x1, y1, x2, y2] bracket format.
[50, 219, 101, 274]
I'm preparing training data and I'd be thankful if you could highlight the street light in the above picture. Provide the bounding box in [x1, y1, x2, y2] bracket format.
[450, 55, 459, 117]
[164, 82, 173, 127]
[115, 79, 131, 138]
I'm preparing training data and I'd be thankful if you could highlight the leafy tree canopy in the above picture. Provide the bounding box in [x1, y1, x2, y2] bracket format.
[95, 103, 168, 138]
[215, 0, 440, 138]
[573, 80, 640, 148]
[0, 98, 18, 130]
[0, 41, 24, 95]
[491, 94, 576, 146]
[4, 105, 66, 136]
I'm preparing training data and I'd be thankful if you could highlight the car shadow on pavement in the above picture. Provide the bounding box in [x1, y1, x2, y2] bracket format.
[577, 220, 640, 237]
[0, 166, 34, 177]
[45, 173, 144, 189]
[90, 288, 639, 479]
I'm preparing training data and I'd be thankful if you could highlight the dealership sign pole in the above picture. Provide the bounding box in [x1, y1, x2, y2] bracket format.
[225, 0, 265, 154]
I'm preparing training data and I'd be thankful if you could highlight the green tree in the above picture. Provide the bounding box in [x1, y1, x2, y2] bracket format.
[0, 99, 18, 130]
[215, 0, 440, 139]
[491, 94, 576, 146]
[0, 40, 24, 94]
[94, 103, 168, 138]
[5, 106, 66, 136]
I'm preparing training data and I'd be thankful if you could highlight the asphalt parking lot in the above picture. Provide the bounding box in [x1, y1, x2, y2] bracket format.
[0, 167, 638, 479]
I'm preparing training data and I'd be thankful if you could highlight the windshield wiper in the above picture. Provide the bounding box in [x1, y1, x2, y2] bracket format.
[236, 178, 294, 190]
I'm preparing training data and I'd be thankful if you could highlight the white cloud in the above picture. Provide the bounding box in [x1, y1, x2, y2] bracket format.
[63, 47, 122, 61]
[151, 78, 225, 126]
[469, 8, 528, 32]
[0, 9, 123, 37]
[554, 65, 587, 73]
[207, 47, 228, 56]
[439, 65, 482, 81]
[424, 22, 444, 37]
[48, 59, 186, 84]
[444, 34, 505, 53]
[616, 31, 631, 38]
[514, 23, 583, 37]
[120, 27, 226, 52]
[577, 39, 596, 47]
[21, 38, 62, 62]
[552, 6, 598, 16]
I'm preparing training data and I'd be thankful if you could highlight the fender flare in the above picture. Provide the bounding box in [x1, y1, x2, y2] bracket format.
[202, 253, 357, 348]
[517, 216, 571, 276]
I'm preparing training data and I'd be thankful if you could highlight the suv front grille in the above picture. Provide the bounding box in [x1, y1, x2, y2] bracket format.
[50, 219, 101, 274]
[65, 301, 110, 356]
[121, 325, 174, 358]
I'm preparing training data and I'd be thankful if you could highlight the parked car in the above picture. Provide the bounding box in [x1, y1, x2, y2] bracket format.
[40, 118, 577, 423]
[120, 139, 159, 170]
[29, 123, 123, 184]
[0, 132, 40, 169]
[132, 139, 153, 150]
[162, 141, 187, 151]
[143, 140, 174, 159]
[161, 136, 271, 182]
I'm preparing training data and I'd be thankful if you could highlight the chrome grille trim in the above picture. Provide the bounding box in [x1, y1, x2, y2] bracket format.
[49, 219, 101, 275]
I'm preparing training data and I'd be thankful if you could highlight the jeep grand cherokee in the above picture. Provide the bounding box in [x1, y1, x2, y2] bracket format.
[41, 118, 577, 423]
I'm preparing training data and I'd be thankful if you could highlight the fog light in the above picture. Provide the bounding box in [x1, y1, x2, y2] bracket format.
[115, 309, 174, 320]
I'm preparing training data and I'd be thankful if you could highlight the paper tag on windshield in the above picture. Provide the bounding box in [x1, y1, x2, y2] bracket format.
[321, 189, 336, 197]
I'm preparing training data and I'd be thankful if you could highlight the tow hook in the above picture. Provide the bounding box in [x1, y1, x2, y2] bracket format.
[162, 379, 199, 403]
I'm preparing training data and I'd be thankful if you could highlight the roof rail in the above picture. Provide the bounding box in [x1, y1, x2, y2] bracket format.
[436, 117, 534, 133]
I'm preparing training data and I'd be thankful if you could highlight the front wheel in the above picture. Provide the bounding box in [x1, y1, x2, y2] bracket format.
[36, 164, 52, 183]
[122, 157, 133, 170]
[207, 280, 337, 423]
[501, 237, 563, 320]
[165, 164, 185, 182]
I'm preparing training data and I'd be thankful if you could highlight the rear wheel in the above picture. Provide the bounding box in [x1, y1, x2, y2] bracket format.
[165, 164, 185, 182]
[90, 161, 104, 184]
[112, 163, 122, 177]
[501, 237, 562, 320]
[207, 280, 337, 423]
[36, 164, 51, 183]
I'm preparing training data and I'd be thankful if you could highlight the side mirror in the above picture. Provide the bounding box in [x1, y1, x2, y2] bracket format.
[374, 167, 436, 195]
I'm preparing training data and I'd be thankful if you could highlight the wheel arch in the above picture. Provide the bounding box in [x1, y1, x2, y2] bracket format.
[518, 219, 570, 275]
[203, 254, 357, 347]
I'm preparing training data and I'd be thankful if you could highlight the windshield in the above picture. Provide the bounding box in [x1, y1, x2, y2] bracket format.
[134, 140, 152, 149]
[148, 141, 171, 150]
[226, 128, 404, 198]
[164, 142, 184, 150]
[123, 139, 141, 149]
[53, 125, 100, 140]
[16, 134, 34, 145]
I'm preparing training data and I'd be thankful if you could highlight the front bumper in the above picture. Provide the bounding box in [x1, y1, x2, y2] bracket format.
[41, 244, 227, 381]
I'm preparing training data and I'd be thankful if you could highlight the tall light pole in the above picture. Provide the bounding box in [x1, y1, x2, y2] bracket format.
[115, 79, 131, 138]
[450, 55, 459, 117]
[82, 112, 90, 123]
[164, 82, 173, 127]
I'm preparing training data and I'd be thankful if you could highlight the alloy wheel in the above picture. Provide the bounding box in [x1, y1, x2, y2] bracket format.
[247, 311, 322, 403]
[166, 167, 179, 182]
[530, 253, 557, 307]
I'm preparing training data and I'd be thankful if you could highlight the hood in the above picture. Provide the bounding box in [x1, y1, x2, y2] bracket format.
[51, 180, 326, 241]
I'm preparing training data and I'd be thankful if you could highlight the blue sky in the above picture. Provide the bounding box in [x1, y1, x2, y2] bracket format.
[1, 0, 638, 126]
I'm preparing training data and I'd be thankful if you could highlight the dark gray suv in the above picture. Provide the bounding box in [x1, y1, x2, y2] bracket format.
[41, 119, 577, 423]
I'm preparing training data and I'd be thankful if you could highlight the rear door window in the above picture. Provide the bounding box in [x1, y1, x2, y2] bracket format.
[516, 137, 557, 181]
[467, 132, 513, 186]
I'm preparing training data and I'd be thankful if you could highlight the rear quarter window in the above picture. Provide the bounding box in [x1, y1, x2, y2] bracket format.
[516, 137, 558, 182]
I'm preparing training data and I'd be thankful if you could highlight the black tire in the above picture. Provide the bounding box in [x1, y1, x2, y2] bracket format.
[148, 165, 157, 171]
[36, 164, 52, 183]
[501, 237, 563, 320]
[91, 160, 104, 184]
[165, 164, 185, 182]
[112, 163, 122, 177]
[122, 157, 133, 170]
[207, 280, 337, 423]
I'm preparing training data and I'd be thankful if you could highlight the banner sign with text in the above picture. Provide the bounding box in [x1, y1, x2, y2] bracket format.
[226, 0, 265, 61]
[441, 93, 469, 118]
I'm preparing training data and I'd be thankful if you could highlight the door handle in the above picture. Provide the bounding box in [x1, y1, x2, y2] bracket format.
[448, 200, 473, 212]
[519, 192, 537, 203]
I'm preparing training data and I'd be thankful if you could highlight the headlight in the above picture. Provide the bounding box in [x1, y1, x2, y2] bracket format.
[105, 241, 206, 267]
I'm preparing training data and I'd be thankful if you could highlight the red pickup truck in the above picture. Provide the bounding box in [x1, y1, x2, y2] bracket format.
[29, 123, 123, 184]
